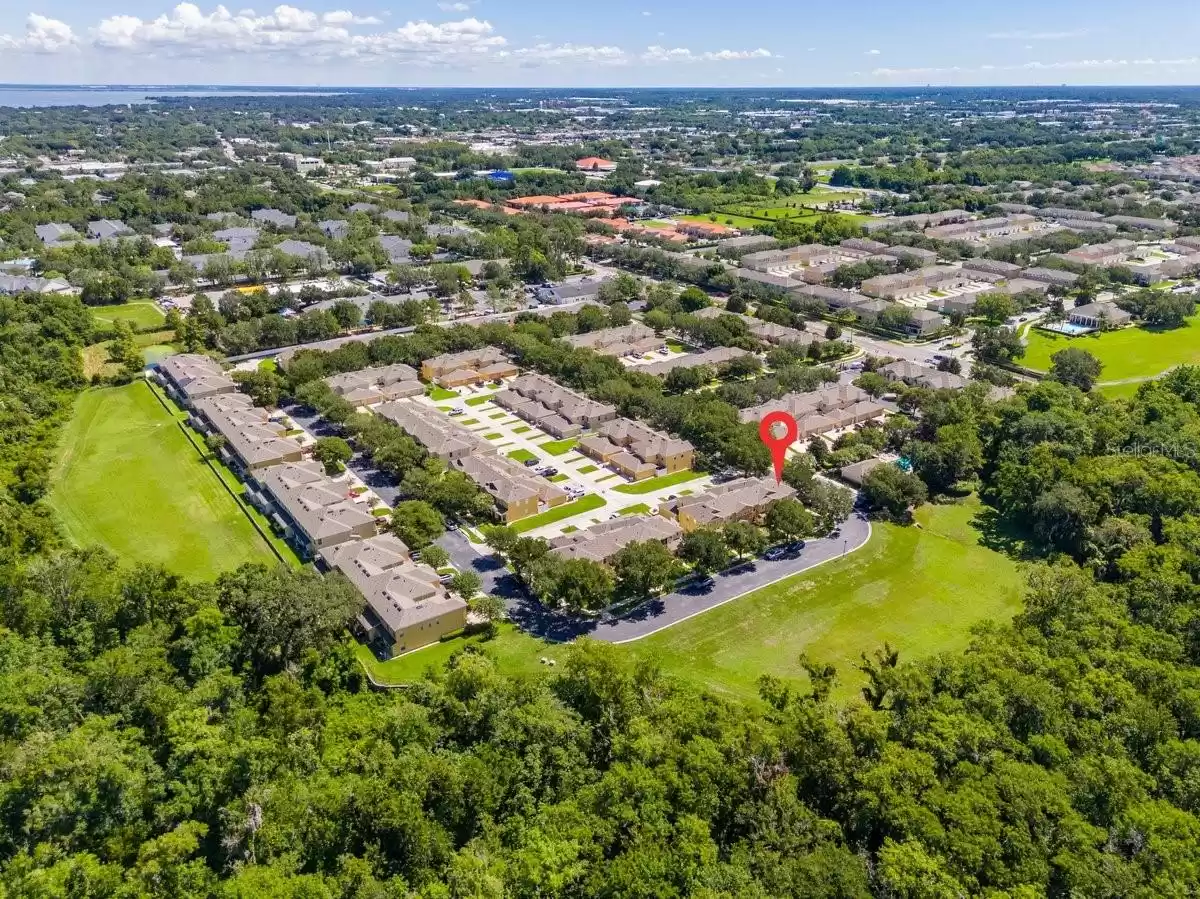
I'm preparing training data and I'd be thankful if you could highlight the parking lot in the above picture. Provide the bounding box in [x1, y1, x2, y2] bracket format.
[422, 383, 712, 539]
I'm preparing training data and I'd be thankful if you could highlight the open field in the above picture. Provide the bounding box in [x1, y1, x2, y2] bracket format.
[89, 301, 166, 331]
[82, 329, 177, 379]
[360, 499, 1023, 702]
[621, 498, 1023, 701]
[47, 382, 280, 580]
[1024, 317, 1200, 382]
[680, 212, 788, 230]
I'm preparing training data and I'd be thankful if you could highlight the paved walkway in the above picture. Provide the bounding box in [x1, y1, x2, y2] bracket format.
[437, 512, 873, 644]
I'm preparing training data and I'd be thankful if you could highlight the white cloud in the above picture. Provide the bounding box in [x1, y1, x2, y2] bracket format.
[872, 56, 1200, 79]
[323, 10, 382, 25]
[0, 13, 77, 53]
[500, 42, 626, 66]
[642, 45, 772, 63]
[865, 48, 880, 55]
[642, 10, 651, 15]
[988, 29, 1088, 40]
[437, 1, 471, 10]
[89, 4, 503, 61]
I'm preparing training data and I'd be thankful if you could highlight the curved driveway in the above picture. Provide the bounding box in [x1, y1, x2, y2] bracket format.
[437, 512, 873, 644]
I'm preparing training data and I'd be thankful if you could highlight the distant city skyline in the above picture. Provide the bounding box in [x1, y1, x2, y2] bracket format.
[2, 0, 1199, 87]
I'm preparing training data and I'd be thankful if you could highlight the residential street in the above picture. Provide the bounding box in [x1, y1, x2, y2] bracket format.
[437, 511, 873, 643]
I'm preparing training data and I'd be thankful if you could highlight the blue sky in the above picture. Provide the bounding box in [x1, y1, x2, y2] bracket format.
[2, 0, 1199, 87]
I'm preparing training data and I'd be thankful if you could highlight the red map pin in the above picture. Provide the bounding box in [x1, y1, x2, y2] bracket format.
[759, 410, 798, 484]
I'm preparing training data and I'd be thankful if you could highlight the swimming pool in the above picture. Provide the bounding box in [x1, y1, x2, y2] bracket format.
[1038, 321, 1095, 336]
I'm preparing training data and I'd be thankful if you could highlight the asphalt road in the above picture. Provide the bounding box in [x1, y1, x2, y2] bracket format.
[437, 511, 873, 644]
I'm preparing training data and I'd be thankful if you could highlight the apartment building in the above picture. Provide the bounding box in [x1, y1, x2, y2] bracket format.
[860, 265, 974, 300]
[692, 306, 818, 346]
[739, 244, 847, 273]
[549, 514, 682, 564]
[325, 363, 422, 406]
[863, 210, 972, 233]
[661, 477, 796, 532]
[324, 534, 467, 656]
[250, 461, 378, 556]
[497, 373, 617, 430]
[1063, 239, 1138, 267]
[739, 384, 885, 437]
[376, 400, 494, 462]
[1103, 215, 1177, 233]
[564, 322, 664, 356]
[924, 214, 1037, 242]
[959, 259, 1025, 279]
[578, 417, 695, 481]
[1021, 267, 1080, 288]
[638, 346, 750, 377]
[156, 353, 237, 408]
[880, 360, 969, 391]
[191, 393, 305, 472]
[420, 346, 519, 387]
[451, 454, 568, 522]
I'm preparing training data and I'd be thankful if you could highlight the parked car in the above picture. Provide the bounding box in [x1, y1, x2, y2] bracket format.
[448, 408, 465, 416]
[695, 576, 716, 591]
[763, 547, 788, 561]
[523, 458, 539, 467]
[541, 468, 558, 477]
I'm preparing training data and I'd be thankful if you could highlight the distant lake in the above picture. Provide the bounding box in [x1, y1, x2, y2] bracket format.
[0, 87, 344, 108]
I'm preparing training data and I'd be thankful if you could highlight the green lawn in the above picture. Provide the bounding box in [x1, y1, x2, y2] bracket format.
[507, 448, 538, 463]
[460, 418, 479, 426]
[48, 382, 279, 580]
[488, 411, 507, 419]
[359, 499, 1023, 703]
[618, 503, 651, 516]
[483, 432, 502, 440]
[142, 344, 176, 366]
[465, 393, 497, 406]
[548, 473, 568, 483]
[427, 386, 458, 401]
[577, 464, 599, 474]
[1099, 381, 1145, 400]
[680, 212, 781, 230]
[354, 626, 551, 684]
[1024, 317, 1200, 382]
[513, 425, 532, 434]
[621, 498, 1023, 702]
[511, 495, 606, 533]
[666, 338, 687, 352]
[89, 301, 166, 331]
[538, 437, 579, 456]
[613, 469, 707, 495]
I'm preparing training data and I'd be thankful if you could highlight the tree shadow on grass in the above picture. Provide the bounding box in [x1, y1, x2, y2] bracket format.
[972, 505, 1046, 563]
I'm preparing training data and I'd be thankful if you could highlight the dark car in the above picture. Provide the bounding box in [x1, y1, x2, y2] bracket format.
[523, 458, 539, 467]
[541, 468, 558, 477]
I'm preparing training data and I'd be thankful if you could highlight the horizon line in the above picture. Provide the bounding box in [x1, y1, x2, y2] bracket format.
[3, 82, 1200, 91]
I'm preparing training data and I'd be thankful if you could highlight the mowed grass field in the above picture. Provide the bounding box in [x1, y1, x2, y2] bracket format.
[48, 382, 279, 580]
[368, 499, 1024, 702]
[621, 499, 1023, 701]
[1024, 317, 1200, 383]
[89, 301, 166, 331]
